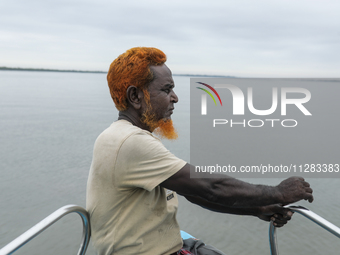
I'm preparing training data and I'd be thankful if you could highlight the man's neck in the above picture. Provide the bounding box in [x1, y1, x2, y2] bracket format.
[118, 111, 151, 132]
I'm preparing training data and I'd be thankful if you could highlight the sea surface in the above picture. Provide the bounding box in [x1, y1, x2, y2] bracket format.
[0, 71, 339, 254]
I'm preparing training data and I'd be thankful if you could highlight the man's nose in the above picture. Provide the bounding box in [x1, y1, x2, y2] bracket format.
[171, 90, 179, 103]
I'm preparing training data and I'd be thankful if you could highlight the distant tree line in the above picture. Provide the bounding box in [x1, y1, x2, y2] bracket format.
[0, 66, 106, 73]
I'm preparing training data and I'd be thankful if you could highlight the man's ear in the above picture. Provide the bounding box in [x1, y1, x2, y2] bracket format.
[126, 86, 143, 110]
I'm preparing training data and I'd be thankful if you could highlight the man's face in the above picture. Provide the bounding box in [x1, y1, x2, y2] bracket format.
[141, 64, 179, 139]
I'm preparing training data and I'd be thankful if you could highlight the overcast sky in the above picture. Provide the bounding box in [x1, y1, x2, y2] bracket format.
[1, 0, 339, 77]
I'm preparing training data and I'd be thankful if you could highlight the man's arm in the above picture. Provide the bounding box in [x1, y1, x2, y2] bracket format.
[160, 163, 313, 207]
[184, 195, 293, 227]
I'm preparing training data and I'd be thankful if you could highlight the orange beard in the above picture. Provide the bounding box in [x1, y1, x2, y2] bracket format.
[154, 119, 178, 140]
[141, 108, 178, 140]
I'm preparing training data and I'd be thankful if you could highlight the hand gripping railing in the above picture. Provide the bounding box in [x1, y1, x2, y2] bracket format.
[269, 205, 340, 255]
[0, 205, 91, 255]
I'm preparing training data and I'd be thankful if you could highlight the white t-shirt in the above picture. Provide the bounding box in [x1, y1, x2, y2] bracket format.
[86, 120, 186, 255]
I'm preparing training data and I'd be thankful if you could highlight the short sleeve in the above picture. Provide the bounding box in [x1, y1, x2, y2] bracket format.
[114, 132, 186, 191]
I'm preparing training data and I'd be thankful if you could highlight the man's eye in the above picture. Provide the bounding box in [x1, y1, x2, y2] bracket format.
[164, 89, 170, 94]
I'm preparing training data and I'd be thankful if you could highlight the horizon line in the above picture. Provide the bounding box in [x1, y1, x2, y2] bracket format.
[0, 66, 235, 77]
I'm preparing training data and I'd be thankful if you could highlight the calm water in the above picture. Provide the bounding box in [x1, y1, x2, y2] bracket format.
[0, 71, 339, 254]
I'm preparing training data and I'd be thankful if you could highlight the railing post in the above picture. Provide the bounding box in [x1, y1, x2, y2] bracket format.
[269, 221, 278, 255]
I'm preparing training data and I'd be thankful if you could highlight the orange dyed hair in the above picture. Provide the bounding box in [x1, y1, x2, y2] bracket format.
[107, 47, 167, 111]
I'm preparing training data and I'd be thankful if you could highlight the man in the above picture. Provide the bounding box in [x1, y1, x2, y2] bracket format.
[86, 47, 313, 255]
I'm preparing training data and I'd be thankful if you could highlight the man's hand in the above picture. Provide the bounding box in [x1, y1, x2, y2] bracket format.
[276, 177, 313, 205]
[257, 204, 293, 227]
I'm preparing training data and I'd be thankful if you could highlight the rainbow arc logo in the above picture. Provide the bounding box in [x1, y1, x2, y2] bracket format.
[196, 82, 222, 106]
[196, 82, 222, 115]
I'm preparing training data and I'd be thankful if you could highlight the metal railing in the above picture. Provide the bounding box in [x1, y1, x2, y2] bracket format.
[269, 205, 340, 255]
[0, 205, 91, 255]
[2, 204, 339, 255]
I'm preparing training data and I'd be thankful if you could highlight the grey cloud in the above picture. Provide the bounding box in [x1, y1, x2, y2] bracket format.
[0, 0, 339, 76]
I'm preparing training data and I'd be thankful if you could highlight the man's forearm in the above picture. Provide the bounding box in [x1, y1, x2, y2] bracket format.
[161, 163, 313, 207]
[184, 194, 294, 228]
[184, 195, 262, 216]
[203, 177, 281, 207]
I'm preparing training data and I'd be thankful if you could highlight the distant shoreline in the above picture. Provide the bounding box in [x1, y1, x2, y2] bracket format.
[0, 66, 235, 77]
[0, 66, 106, 74]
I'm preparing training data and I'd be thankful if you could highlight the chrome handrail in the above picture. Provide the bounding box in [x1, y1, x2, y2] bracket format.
[269, 205, 340, 255]
[0, 205, 91, 255]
